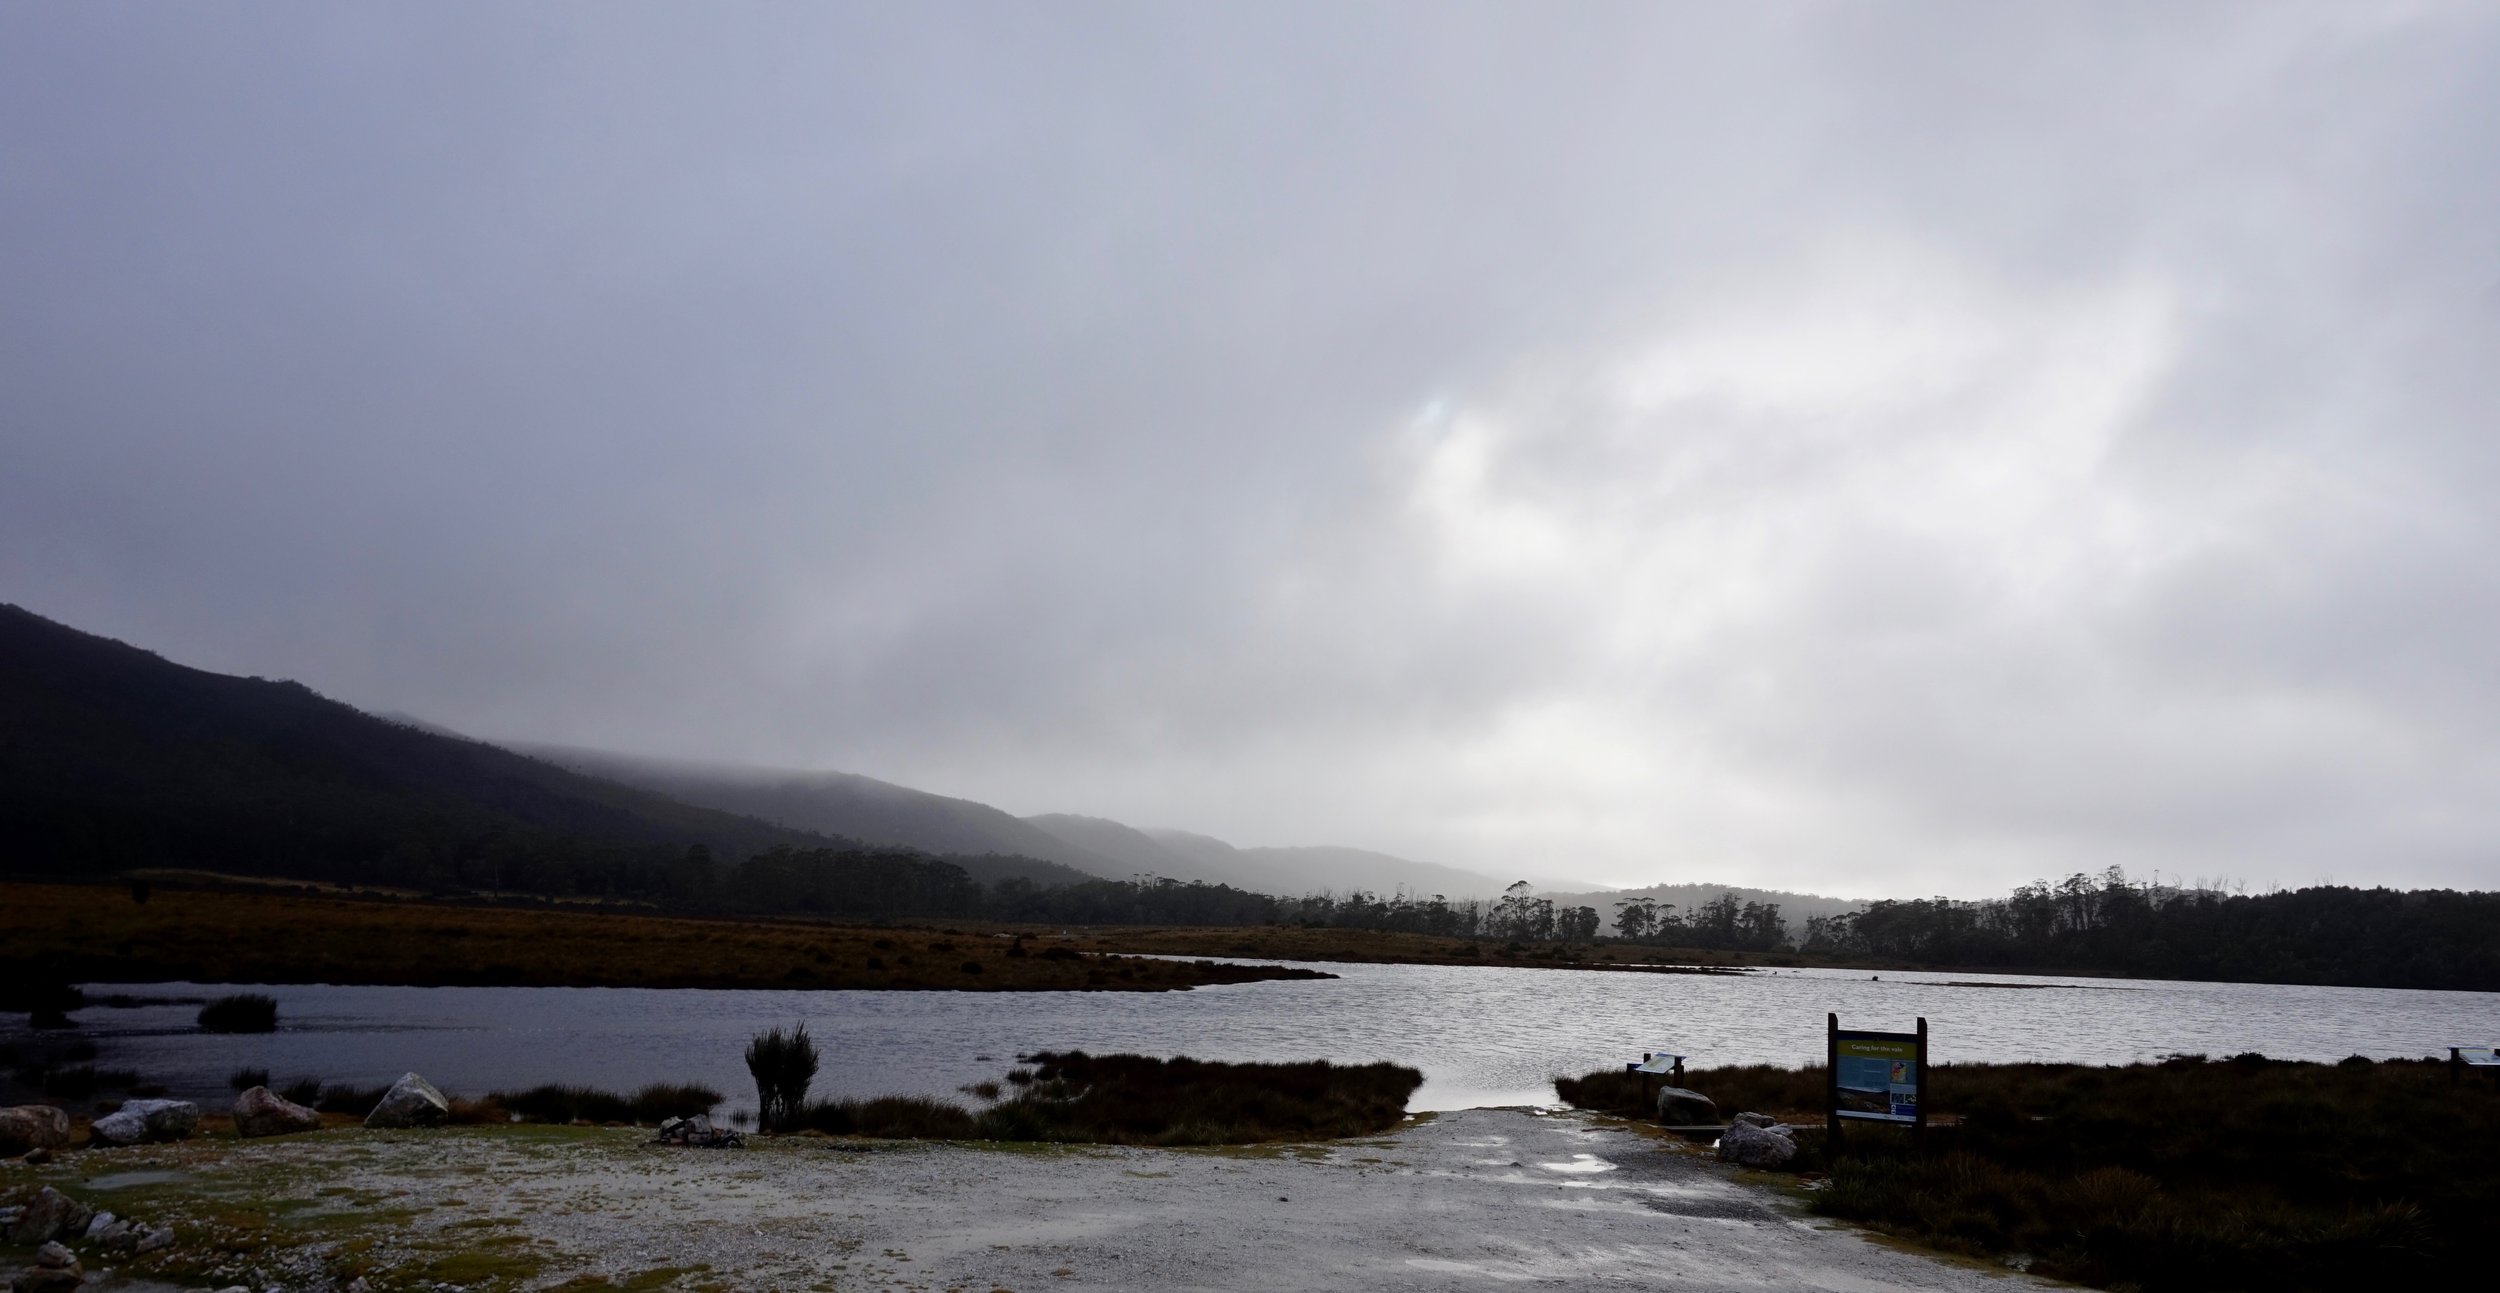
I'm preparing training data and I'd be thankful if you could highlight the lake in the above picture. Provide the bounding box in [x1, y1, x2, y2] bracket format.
[13, 961, 2495, 1116]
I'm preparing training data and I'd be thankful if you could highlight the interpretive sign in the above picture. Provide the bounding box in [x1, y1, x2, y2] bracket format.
[1634, 1052, 1686, 1076]
[2453, 1047, 2499, 1067]
[1827, 1014, 1927, 1145]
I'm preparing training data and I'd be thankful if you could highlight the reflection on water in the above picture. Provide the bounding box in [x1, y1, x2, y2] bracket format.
[10, 962, 2493, 1116]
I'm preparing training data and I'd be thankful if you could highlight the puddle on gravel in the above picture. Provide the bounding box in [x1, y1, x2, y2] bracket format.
[83, 1170, 195, 1191]
[1537, 1155, 1616, 1175]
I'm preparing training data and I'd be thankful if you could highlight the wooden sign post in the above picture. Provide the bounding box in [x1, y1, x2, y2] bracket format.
[1827, 1013, 1926, 1155]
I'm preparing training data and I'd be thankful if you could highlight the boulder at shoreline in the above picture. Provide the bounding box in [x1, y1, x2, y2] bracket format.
[233, 1086, 323, 1138]
[87, 1099, 199, 1147]
[364, 1072, 450, 1129]
[0, 1106, 70, 1156]
[1654, 1087, 1720, 1125]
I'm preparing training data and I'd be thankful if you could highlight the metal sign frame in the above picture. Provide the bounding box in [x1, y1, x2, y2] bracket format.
[1827, 1013, 1927, 1151]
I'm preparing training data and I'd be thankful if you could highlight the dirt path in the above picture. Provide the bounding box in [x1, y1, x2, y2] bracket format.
[20, 1110, 2046, 1292]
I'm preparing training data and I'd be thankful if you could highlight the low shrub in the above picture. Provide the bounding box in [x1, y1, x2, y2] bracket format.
[1550, 1069, 1647, 1113]
[803, 1095, 979, 1138]
[197, 993, 279, 1033]
[491, 1082, 725, 1125]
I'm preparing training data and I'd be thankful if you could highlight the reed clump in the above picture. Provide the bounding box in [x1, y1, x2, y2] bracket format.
[197, 992, 279, 1033]
[745, 1024, 819, 1132]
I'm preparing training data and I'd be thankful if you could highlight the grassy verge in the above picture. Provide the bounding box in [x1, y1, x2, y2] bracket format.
[1557, 1054, 2495, 1290]
[801, 1051, 1423, 1146]
[0, 881, 1333, 992]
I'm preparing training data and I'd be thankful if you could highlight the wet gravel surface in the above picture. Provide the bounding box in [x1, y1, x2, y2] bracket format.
[24, 1110, 2049, 1291]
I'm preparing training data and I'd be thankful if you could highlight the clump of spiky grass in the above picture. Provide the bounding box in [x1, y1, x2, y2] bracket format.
[745, 1024, 819, 1132]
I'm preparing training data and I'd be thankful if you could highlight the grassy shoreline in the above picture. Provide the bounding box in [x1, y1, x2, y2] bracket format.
[1557, 1054, 2497, 1291]
[0, 881, 1332, 992]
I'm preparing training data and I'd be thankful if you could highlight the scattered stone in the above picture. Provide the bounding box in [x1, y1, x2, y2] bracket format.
[231, 1086, 323, 1139]
[2, 1187, 93, 1245]
[9, 1264, 82, 1293]
[79, 1213, 114, 1240]
[364, 1073, 450, 1129]
[652, 1115, 742, 1149]
[133, 1225, 173, 1254]
[1731, 1111, 1781, 1129]
[21, 1148, 51, 1166]
[85, 1220, 136, 1253]
[87, 1099, 199, 1146]
[0, 1107, 71, 1157]
[1716, 1116, 1799, 1169]
[8, 1240, 82, 1293]
[1653, 1087, 1719, 1125]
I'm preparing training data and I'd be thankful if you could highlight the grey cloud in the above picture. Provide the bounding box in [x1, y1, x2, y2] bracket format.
[5, 2, 2497, 894]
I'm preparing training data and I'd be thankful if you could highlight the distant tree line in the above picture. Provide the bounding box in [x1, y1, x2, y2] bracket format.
[1609, 890, 1791, 952]
[1798, 867, 2500, 991]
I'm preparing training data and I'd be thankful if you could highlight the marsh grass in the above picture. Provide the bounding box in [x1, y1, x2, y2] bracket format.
[197, 993, 279, 1033]
[312, 1082, 388, 1116]
[489, 1082, 724, 1125]
[1557, 1053, 2499, 1290]
[801, 1052, 1422, 1146]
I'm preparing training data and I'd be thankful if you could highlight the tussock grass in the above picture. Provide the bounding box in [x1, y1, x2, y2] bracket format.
[229, 1066, 272, 1092]
[197, 993, 279, 1033]
[1557, 1053, 2499, 1290]
[745, 1025, 818, 1132]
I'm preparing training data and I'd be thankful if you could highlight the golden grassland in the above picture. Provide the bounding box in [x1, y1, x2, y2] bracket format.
[0, 882, 1328, 992]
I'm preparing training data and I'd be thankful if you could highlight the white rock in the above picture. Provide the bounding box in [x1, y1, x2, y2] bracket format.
[1716, 1118, 1799, 1169]
[87, 1099, 200, 1146]
[363, 1072, 451, 1129]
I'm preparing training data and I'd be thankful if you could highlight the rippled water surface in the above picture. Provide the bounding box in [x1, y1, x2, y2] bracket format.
[15, 962, 2495, 1114]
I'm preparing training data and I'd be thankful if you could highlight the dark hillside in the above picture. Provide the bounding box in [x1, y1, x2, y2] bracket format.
[0, 605, 825, 891]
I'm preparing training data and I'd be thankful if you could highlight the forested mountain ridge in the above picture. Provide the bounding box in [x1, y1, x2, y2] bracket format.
[0, 605, 1056, 893]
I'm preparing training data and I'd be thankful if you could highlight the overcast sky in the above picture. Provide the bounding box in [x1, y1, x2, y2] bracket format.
[6, 4, 2498, 896]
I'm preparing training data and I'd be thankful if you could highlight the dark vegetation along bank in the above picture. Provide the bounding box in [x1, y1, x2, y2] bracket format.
[806, 1051, 1425, 1146]
[0, 883, 1332, 992]
[730, 1025, 1423, 1146]
[1558, 1054, 2498, 1292]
